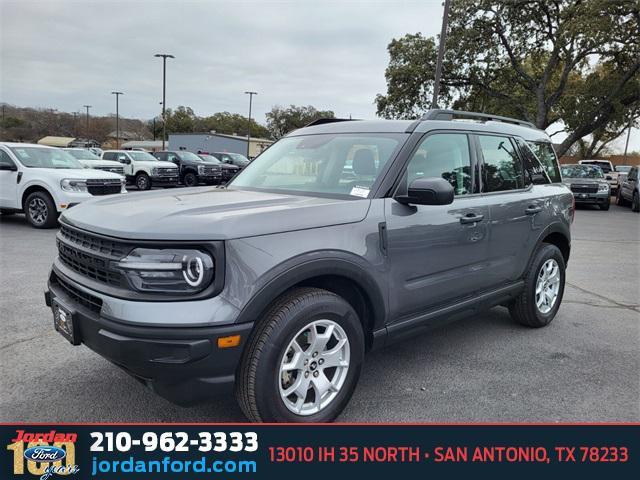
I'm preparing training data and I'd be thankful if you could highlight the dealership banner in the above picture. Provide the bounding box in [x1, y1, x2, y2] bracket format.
[2, 423, 637, 479]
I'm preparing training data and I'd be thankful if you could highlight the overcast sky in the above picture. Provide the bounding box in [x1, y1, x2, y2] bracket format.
[1, 0, 637, 151]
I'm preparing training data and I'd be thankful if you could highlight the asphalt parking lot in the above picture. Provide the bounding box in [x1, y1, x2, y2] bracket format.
[1, 199, 638, 422]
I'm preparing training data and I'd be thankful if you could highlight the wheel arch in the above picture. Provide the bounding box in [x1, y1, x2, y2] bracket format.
[21, 184, 56, 210]
[235, 256, 387, 352]
[534, 222, 571, 265]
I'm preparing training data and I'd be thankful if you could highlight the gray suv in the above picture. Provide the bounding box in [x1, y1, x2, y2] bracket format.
[45, 110, 573, 422]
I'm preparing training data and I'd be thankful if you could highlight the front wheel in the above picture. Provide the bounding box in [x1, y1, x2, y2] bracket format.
[135, 173, 151, 190]
[509, 243, 566, 328]
[236, 288, 364, 423]
[24, 191, 58, 228]
[183, 172, 198, 187]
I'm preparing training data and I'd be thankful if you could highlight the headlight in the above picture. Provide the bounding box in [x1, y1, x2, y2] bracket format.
[598, 183, 610, 192]
[60, 179, 88, 192]
[113, 248, 214, 293]
[198, 165, 205, 174]
[151, 167, 158, 175]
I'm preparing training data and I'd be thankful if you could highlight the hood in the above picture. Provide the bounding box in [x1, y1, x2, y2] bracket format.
[79, 160, 123, 169]
[562, 177, 605, 185]
[61, 188, 371, 240]
[30, 168, 123, 180]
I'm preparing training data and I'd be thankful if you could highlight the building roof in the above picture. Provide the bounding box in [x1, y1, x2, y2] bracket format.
[121, 140, 164, 149]
[37, 136, 76, 147]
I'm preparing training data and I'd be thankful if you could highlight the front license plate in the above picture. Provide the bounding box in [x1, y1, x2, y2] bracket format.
[52, 298, 80, 345]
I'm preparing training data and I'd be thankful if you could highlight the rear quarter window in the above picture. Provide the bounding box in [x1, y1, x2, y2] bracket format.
[526, 141, 562, 183]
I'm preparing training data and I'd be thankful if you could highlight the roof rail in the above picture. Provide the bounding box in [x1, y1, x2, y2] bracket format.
[421, 109, 536, 128]
[304, 118, 358, 127]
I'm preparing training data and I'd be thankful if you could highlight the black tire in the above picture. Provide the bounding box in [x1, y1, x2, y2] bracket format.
[600, 200, 610, 211]
[183, 172, 198, 187]
[616, 189, 627, 206]
[135, 172, 151, 190]
[24, 191, 58, 229]
[632, 191, 640, 212]
[0, 209, 16, 216]
[235, 287, 364, 423]
[509, 243, 566, 328]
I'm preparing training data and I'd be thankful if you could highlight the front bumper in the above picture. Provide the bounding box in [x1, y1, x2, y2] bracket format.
[45, 268, 253, 406]
[200, 174, 223, 184]
[572, 192, 610, 205]
[150, 175, 179, 186]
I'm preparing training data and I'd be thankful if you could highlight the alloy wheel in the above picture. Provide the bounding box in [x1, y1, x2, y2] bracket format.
[278, 319, 350, 416]
[535, 259, 560, 314]
[28, 198, 48, 225]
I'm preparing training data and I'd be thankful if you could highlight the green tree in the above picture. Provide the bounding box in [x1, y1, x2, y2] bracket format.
[266, 105, 335, 139]
[164, 106, 197, 134]
[197, 111, 270, 138]
[375, 0, 640, 156]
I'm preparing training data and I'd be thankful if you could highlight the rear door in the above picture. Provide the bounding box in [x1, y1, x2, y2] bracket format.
[385, 132, 491, 321]
[475, 134, 549, 285]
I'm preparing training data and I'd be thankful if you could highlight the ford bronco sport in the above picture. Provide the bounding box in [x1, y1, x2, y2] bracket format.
[45, 110, 573, 422]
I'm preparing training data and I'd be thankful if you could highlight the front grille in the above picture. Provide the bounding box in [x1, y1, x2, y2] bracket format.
[52, 272, 103, 313]
[155, 167, 177, 176]
[57, 225, 128, 287]
[86, 179, 122, 196]
[200, 166, 221, 176]
[570, 184, 598, 194]
[58, 240, 122, 286]
[95, 166, 125, 175]
[59, 225, 127, 257]
[222, 169, 236, 180]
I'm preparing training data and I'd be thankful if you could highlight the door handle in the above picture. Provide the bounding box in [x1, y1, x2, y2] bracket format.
[525, 205, 543, 215]
[460, 213, 485, 224]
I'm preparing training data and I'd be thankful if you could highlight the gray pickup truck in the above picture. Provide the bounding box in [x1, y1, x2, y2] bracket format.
[45, 110, 573, 422]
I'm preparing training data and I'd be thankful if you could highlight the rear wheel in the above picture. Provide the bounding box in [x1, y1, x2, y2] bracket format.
[632, 191, 640, 212]
[24, 191, 58, 228]
[135, 173, 151, 190]
[236, 288, 364, 423]
[509, 243, 565, 328]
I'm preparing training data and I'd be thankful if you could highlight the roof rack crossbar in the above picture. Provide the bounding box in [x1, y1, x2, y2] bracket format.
[304, 118, 359, 128]
[421, 109, 535, 128]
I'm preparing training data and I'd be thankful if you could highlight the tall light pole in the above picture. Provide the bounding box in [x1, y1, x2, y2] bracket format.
[83, 105, 92, 140]
[111, 92, 124, 149]
[244, 91, 257, 159]
[154, 53, 174, 150]
[431, 0, 451, 109]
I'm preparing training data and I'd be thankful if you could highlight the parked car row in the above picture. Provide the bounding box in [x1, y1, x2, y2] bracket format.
[0, 142, 252, 228]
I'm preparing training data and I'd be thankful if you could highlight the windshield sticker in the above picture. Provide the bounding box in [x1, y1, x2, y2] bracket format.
[350, 186, 370, 198]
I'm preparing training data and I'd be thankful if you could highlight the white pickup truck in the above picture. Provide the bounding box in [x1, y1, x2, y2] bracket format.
[0, 143, 125, 228]
[579, 159, 619, 195]
[102, 150, 178, 190]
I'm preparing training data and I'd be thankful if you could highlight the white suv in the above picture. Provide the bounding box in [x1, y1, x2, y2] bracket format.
[63, 148, 125, 176]
[0, 143, 126, 228]
[102, 150, 178, 190]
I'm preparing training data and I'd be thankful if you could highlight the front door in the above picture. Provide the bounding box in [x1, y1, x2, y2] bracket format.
[385, 132, 491, 323]
[0, 148, 19, 208]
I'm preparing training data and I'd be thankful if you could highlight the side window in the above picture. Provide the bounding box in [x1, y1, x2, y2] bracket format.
[629, 168, 637, 181]
[103, 152, 114, 160]
[117, 153, 128, 163]
[167, 153, 178, 162]
[478, 135, 523, 192]
[526, 141, 561, 183]
[0, 150, 16, 169]
[404, 133, 472, 196]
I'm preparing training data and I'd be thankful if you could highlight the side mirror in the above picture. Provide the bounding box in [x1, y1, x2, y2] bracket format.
[396, 177, 454, 206]
[0, 163, 18, 171]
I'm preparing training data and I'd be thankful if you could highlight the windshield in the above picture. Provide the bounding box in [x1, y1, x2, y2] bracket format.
[616, 166, 631, 173]
[229, 133, 407, 197]
[64, 149, 101, 161]
[128, 151, 157, 161]
[177, 151, 204, 162]
[581, 161, 611, 173]
[561, 165, 604, 179]
[9, 146, 84, 169]
[227, 153, 250, 165]
[199, 154, 221, 164]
